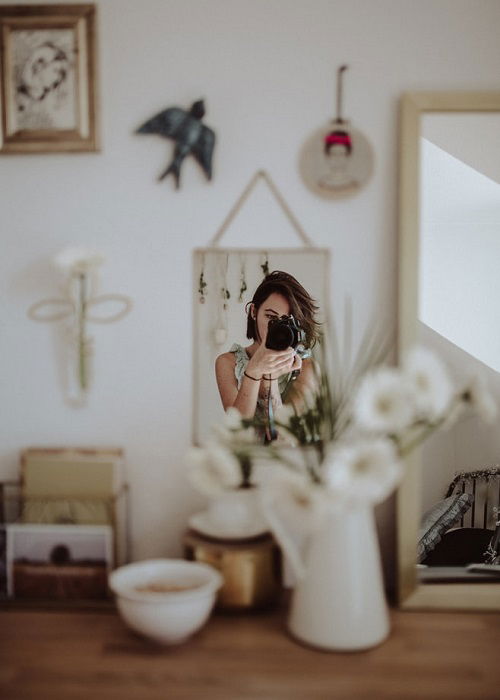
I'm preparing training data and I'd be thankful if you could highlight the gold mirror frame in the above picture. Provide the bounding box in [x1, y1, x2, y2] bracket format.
[397, 91, 500, 610]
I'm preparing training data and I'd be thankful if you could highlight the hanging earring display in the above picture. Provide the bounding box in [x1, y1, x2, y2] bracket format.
[299, 65, 374, 199]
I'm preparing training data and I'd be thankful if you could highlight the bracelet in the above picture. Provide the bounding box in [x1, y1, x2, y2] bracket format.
[243, 370, 261, 382]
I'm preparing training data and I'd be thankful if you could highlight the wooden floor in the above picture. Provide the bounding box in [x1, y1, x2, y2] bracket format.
[1, 607, 500, 699]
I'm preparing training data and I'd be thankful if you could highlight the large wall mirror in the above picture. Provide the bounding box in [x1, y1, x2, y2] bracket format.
[192, 247, 330, 445]
[397, 92, 500, 610]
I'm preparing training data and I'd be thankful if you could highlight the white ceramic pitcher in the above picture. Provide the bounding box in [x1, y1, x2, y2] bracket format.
[263, 499, 390, 651]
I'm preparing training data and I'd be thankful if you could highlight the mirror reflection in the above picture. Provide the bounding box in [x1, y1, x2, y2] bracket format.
[193, 249, 329, 444]
[417, 112, 500, 583]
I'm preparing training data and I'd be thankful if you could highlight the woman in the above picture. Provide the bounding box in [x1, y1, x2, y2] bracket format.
[215, 271, 320, 437]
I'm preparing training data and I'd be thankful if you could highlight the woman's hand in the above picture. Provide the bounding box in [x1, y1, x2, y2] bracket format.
[247, 345, 299, 380]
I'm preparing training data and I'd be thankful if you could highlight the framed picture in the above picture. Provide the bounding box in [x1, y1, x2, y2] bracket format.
[6, 523, 113, 600]
[0, 4, 98, 153]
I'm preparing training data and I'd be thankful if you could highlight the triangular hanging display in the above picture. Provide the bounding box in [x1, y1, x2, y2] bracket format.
[208, 170, 315, 248]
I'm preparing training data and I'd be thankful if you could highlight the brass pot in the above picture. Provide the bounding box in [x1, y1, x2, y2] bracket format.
[183, 530, 282, 611]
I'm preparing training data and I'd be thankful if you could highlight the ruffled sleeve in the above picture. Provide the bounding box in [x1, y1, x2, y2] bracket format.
[229, 343, 249, 389]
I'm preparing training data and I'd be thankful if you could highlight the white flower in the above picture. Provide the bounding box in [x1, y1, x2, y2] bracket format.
[212, 412, 257, 446]
[54, 247, 105, 274]
[262, 465, 328, 532]
[264, 401, 298, 446]
[353, 367, 414, 433]
[463, 375, 497, 424]
[185, 444, 242, 496]
[274, 403, 296, 425]
[223, 406, 244, 430]
[403, 346, 453, 421]
[323, 438, 402, 505]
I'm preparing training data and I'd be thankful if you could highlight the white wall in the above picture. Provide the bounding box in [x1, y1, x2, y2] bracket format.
[2, 0, 500, 576]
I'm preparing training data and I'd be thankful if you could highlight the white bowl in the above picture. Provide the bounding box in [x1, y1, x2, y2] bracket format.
[109, 559, 223, 645]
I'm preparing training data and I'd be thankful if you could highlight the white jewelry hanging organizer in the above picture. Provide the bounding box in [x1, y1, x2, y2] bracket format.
[191, 170, 330, 445]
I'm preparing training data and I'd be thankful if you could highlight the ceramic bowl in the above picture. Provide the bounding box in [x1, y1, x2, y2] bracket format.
[108, 559, 223, 645]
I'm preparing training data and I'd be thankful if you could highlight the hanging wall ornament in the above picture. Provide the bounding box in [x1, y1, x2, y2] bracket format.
[28, 248, 132, 405]
[299, 65, 374, 199]
[136, 99, 216, 189]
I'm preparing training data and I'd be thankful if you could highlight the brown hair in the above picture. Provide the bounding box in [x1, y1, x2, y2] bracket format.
[246, 270, 320, 347]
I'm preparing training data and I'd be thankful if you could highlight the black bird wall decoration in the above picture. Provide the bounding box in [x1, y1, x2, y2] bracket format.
[136, 99, 216, 189]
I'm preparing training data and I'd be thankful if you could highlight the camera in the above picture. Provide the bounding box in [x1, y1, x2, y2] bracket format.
[265, 314, 306, 354]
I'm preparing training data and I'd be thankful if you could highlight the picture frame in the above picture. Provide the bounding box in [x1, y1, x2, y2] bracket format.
[6, 523, 113, 600]
[0, 4, 98, 153]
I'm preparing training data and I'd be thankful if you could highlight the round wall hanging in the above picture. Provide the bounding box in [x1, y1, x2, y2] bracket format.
[299, 66, 374, 199]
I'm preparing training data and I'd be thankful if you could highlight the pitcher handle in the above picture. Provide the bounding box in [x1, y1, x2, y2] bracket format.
[261, 492, 306, 581]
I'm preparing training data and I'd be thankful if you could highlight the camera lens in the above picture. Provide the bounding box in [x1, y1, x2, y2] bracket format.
[266, 322, 294, 350]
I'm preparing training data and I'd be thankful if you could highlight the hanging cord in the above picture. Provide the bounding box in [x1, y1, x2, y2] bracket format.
[209, 170, 315, 248]
[264, 375, 278, 442]
[335, 64, 348, 123]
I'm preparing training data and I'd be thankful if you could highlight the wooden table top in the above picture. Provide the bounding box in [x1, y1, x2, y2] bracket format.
[1, 606, 499, 699]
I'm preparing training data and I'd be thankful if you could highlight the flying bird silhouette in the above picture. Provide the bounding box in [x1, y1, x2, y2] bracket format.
[136, 99, 215, 189]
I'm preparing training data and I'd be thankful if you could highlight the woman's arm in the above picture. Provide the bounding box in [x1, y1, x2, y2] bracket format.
[215, 346, 297, 419]
[215, 353, 262, 418]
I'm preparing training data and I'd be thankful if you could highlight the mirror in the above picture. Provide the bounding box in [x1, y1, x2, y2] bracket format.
[397, 92, 500, 609]
[192, 248, 330, 445]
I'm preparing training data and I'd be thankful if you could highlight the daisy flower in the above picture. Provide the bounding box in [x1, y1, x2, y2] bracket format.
[185, 443, 242, 496]
[323, 438, 402, 505]
[403, 346, 453, 421]
[353, 366, 414, 433]
[262, 465, 329, 532]
[462, 375, 497, 424]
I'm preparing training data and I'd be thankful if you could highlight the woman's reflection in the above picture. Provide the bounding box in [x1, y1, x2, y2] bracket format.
[215, 271, 320, 440]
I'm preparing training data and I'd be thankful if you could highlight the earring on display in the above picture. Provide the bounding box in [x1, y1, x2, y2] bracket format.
[221, 252, 230, 311]
[214, 252, 230, 346]
[198, 253, 207, 304]
[260, 252, 269, 277]
[238, 254, 247, 302]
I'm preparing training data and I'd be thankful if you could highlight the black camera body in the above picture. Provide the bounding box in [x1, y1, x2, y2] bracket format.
[265, 314, 306, 353]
